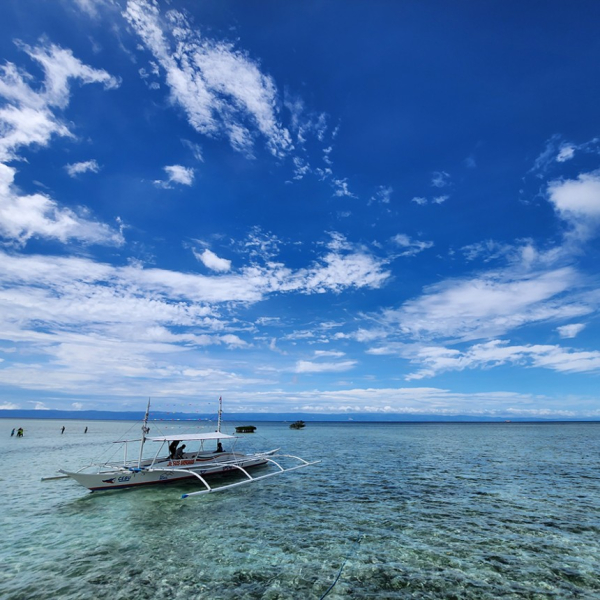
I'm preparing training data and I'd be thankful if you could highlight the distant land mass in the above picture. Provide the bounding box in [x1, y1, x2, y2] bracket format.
[0, 409, 598, 422]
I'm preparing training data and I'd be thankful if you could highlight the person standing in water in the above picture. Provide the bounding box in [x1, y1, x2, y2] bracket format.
[61, 426, 65, 434]
[84, 426, 88, 433]
[17, 427, 23, 437]
[11, 428, 15, 437]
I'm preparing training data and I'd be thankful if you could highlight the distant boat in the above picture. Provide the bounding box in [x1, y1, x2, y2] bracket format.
[289, 420, 306, 430]
[235, 425, 257, 433]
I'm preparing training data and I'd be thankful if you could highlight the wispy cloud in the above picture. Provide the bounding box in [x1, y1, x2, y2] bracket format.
[0, 41, 119, 162]
[65, 159, 101, 177]
[431, 171, 450, 188]
[124, 0, 292, 159]
[0, 41, 122, 246]
[73, 0, 112, 18]
[379, 266, 590, 343]
[0, 236, 389, 331]
[295, 359, 356, 373]
[464, 155, 476, 168]
[0, 235, 388, 399]
[530, 134, 600, 177]
[411, 195, 448, 206]
[0, 163, 123, 247]
[0, 402, 19, 410]
[401, 339, 600, 380]
[392, 234, 434, 257]
[370, 185, 393, 204]
[331, 177, 356, 198]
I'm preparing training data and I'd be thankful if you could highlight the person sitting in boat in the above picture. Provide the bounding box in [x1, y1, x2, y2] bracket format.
[215, 442, 224, 453]
[169, 440, 179, 458]
[175, 444, 186, 459]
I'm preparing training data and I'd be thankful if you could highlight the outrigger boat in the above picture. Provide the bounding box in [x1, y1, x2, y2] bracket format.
[45, 399, 319, 498]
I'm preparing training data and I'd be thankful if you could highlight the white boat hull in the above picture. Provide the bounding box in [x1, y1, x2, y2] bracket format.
[61, 452, 270, 492]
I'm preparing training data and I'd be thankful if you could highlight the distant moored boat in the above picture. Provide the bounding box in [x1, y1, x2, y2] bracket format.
[235, 425, 257, 433]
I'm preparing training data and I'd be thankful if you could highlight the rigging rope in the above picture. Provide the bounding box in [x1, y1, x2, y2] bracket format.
[319, 533, 364, 600]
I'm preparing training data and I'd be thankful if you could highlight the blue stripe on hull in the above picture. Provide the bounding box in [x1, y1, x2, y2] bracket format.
[90, 474, 194, 491]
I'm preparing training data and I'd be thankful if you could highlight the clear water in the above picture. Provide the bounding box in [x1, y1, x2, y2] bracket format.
[1, 420, 599, 599]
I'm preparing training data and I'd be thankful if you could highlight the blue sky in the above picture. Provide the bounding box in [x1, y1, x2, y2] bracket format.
[1, 0, 600, 417]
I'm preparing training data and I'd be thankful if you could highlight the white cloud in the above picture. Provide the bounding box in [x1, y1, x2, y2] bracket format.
[0, 41, 121, 246]
[402, 339, 600, 380]
[0, 402, 19, 410]
[411, 196, 427, 205]
[274, 386, 585, 417]
[331, 177, 356, 198]
[195, 249, 232, 272]
[556, 323, 586, 338]
[547, 171, 600, 240]
[293, 250, 390, 294]
[124, 0, 292, 158]
[381, 266, 590, 342]
[0, 163, 124, 246]
[219, 334, 247, 348]
[65, 159, 101, 177]
[0, 239, 389, 400]
[0, 239, 388, 321]
[295, 359, 356, 373]
[154, 164, 195, 188]
[292, 156, 310, 180]
[0, 41, 118, 162]
[556, 145, 575, 162]
[325, 231, 353, 252]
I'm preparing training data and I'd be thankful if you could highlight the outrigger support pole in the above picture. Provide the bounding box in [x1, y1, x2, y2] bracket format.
[178, 457, 321, 499]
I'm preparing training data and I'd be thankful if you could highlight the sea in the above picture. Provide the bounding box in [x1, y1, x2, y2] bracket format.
[1, 419, 599, 599]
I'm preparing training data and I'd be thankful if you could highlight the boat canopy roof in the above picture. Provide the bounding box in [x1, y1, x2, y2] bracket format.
[147, 432, 236, 442]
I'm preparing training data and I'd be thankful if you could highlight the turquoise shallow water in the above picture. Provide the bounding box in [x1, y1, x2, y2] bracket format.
[1, 419, 599, 599]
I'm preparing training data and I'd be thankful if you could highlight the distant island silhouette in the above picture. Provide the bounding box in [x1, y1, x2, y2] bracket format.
[0, 409, 598, 422]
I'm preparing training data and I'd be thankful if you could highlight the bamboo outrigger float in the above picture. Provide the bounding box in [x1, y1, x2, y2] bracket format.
[44, 398, 319, 498]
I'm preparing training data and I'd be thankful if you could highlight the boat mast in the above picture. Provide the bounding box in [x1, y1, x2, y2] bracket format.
[138, 398, 151, 467]
[217, 396, 222, 432]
